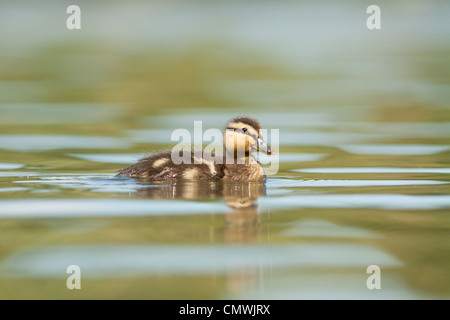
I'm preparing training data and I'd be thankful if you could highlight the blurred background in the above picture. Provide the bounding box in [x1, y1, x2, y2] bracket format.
[0, 0, 449, 299]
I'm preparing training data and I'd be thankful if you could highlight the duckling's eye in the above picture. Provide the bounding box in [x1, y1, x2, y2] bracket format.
[242, 128, 248, 133]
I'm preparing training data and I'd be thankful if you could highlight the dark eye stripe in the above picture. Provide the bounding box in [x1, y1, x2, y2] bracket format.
[226, 127, 259, 140]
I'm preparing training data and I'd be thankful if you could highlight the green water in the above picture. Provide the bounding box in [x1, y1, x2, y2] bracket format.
[0, 1, 449, 299]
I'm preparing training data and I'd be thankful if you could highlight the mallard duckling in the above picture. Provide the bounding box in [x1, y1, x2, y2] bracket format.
[117, 116, 275, 181]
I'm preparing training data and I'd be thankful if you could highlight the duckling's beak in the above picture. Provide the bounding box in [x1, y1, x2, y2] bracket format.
[256, 137, 276, 155]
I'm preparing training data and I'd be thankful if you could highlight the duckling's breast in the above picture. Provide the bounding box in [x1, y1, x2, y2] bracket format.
[223, 157, 266, 181]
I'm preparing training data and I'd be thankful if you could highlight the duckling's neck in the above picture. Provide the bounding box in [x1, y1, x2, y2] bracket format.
[225, 153, 253, 165]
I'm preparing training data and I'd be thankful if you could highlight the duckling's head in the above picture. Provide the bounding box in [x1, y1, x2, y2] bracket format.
[224, 116, 275, 158]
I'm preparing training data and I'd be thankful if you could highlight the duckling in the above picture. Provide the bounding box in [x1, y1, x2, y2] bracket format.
[117, 116, 275, 181]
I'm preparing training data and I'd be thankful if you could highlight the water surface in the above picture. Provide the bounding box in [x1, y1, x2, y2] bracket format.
[0, 0, 449, 300]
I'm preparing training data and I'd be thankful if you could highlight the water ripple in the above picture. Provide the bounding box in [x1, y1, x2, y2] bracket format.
[0, 243, 401, 278]
[260, 194, 450, 210]
[294, 167, 450, 174]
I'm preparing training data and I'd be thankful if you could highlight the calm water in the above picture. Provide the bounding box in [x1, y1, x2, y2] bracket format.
[0, 1, 449, 299]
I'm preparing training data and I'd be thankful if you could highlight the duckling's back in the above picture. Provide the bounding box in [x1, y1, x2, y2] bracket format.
[117, 152, 225, 180]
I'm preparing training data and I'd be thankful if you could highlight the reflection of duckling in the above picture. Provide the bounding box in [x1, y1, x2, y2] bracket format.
[118, 117, 274, 181]
[222, 182, 264, 242]
[222, 181, 266, 210]
[136, 181, 223, 201]
[136, 180, 265, 243]
[135, 180, 265, 206]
